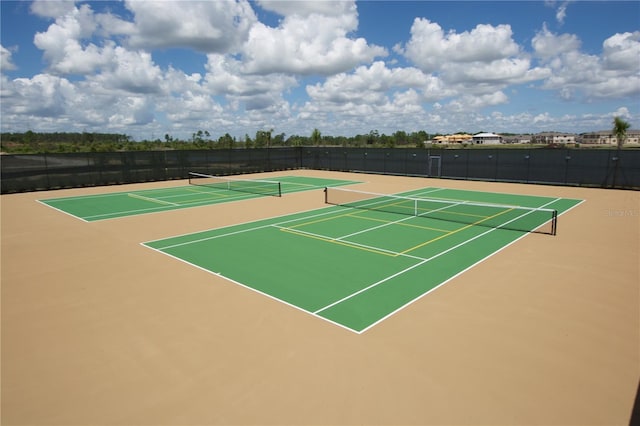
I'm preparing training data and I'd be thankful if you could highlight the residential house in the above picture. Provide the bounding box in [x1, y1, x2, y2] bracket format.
[472, 132, 502, 144]
[531, 132, 576, 145]
[580, 130, 640, 145]
[432, 134, 473, 144]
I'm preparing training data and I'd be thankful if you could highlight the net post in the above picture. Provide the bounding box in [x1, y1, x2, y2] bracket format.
[277, 182, 282, 197]
[551, 210, 558, 235]
[324, 187, 328, 204]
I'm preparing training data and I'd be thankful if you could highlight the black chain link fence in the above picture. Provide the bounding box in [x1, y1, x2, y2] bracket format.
[2, 147, 638, 193]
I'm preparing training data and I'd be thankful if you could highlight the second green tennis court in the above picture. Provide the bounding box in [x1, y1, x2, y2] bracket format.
[39, 175, 360, 221]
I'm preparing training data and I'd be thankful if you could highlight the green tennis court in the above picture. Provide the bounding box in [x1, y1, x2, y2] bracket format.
[38, 175, 360, 221]
[143, 187, 583, 333]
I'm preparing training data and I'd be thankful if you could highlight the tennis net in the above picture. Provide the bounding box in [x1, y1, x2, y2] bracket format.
[324, 187, 558, 235]
[189, 172, 282, 197]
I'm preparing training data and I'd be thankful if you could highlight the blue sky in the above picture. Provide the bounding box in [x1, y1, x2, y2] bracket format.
[1, 1, 638, 140]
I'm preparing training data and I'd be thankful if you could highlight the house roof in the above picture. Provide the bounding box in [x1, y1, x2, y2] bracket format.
[473, 132, 500, 138]
[582, 130, 640, 136]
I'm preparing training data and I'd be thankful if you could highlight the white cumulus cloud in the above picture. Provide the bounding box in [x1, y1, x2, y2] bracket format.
[205, 54, 297, 100]
[403, 19, 520, 72]
[33, 3, 105, 74]
[2, 74, 75, 117]
[88, 47, 164, 94]
[534, 27, 640, 100]
[241, 6, 386, 75]
[306, 61, 432, 104]
[532, 23, 580, 59]
[1, 45, 17, 71]
[603, 31, 640, 71]
[30, 0, 76, 19]
[256, 0, 354, 18]
[123, 0, 257, 53]
[1, 1, 637, 138]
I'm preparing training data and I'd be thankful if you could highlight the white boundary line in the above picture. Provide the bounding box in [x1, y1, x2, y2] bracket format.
[314, 197, 561, 316]
[271, 224, 428, 261]
[150, 205, 355, 249]
[39, 188, 268, 222]
[142, 190, 585, 334]
[141, 243, 360, 334]
[357, 198, 587, 333]
[327, 186, 558, 213]
[36, 199, 90, 222]
[402, 186, 580, 206]
[36, 177, 360, 222]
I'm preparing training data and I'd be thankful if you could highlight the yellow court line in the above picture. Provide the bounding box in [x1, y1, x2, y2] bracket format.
[186, 187, 229, 197]
[175, 196, 232, 205]
[278, 227, 397, 257]
[286, 210, 359, 229]
[290, 198, 413, 230]
[127, 193, 178, 206]
[371, 199, 415, 215]
[288, 202, 430, 232]
[421, 209, 486, 219]
[349, 213, 451, 233]
[283, 203, 514, 258]
[401, 208, 514, 255]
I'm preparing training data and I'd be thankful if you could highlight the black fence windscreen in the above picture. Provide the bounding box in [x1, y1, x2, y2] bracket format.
[1, 147, 638, 193]
[299, 147, 639, 189]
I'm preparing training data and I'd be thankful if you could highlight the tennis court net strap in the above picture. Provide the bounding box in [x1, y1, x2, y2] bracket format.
[324, 187, 558, 235]
[189, 172, 282, 197]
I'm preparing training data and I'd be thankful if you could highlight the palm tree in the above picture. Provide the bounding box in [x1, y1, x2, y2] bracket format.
[613, 116, 631, 150]
[611, 116, 631, 187]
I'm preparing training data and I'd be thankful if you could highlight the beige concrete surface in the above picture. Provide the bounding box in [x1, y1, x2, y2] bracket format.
[1, 170, 638, 425]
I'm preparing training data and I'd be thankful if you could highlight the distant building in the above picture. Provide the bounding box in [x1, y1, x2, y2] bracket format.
[580, 130, 640, 145]
[531, 132, 576, 145]
[432, 134, 473, 144]
[472, 132, 502, 144]
[502, 134, 532, 144]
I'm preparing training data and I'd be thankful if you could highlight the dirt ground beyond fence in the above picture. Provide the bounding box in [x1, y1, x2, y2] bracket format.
[2, 170, 638, 425]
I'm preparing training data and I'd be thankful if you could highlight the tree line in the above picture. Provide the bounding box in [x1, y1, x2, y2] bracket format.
[1, 117, 631, 154]
[0, 129, 432, 154]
